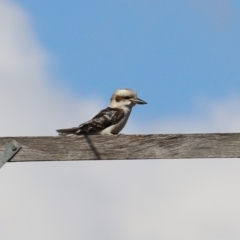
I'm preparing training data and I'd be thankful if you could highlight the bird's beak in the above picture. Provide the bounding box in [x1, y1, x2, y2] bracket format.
[131, 97, 147, 105]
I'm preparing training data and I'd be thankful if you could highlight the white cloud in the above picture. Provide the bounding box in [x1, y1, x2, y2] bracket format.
[0, 0, 103, 137]
[1, 0, 240, 239]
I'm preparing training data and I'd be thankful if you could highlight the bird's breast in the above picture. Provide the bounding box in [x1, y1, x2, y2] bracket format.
[100, 109, 131, 135]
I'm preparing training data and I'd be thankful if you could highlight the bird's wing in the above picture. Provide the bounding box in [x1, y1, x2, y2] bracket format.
[76, 107, 125, 134]
[56, 107, 125, 135]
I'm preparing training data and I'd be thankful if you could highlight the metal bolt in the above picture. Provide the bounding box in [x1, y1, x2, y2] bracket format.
[12, 145, 17, 151]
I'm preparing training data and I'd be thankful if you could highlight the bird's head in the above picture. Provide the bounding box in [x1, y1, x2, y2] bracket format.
[110, 88, 147, 108]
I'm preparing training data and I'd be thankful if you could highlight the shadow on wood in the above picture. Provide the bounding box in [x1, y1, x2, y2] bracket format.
[84, 135, 102, 160]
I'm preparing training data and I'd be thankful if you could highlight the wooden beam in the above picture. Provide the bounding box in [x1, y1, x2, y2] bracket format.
[0, 134, 240, 162]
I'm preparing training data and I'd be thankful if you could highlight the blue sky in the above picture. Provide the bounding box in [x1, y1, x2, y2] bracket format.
[16, 0, 240, 119]
[2, 1, 240, 239]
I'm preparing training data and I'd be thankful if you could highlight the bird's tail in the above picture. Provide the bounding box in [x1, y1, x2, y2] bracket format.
[56, 127, 80, 136]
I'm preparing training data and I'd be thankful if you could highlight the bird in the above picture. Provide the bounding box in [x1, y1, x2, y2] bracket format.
[56, 88, 147, 136]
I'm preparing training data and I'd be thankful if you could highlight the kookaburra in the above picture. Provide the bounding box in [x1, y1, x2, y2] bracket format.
[56, 88, 147, 135]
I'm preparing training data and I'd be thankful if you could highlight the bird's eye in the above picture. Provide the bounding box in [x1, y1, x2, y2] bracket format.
[125, 96, 130, 99]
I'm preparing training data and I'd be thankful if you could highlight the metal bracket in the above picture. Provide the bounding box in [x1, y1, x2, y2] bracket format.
[0, 140, 22, 169]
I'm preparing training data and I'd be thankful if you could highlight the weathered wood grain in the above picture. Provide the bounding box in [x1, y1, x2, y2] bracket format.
[0, 134, 240, 162]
